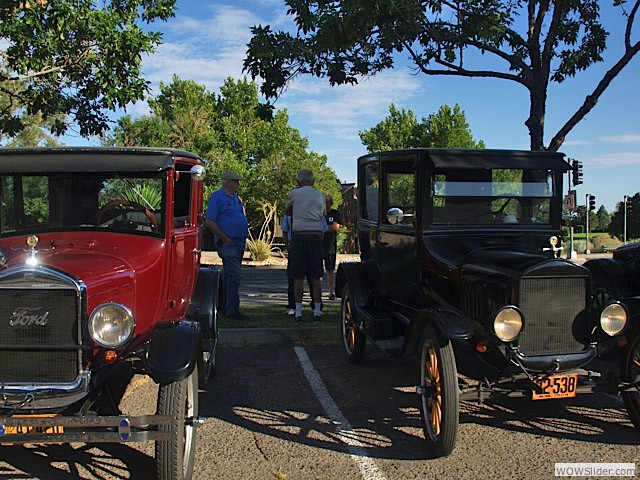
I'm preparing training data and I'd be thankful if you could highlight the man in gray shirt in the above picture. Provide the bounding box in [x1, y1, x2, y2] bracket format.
[285, 168, 326, 321]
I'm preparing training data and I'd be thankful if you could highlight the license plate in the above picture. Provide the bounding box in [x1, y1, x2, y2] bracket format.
[3, 414, 64, 435]
[532, 374, 578, 400]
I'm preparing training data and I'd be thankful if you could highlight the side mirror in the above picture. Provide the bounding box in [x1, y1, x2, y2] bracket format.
[190, 165, 205, 182]
[387, 207, 404, 225]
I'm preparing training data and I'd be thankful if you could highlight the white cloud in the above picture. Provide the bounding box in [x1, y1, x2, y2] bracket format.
[281, 71, 423, 133]
[599, 134, 640, 144]
[562, 139, 593, 146]
[139, 5, 264, 99]
[587, 152, 640, 167]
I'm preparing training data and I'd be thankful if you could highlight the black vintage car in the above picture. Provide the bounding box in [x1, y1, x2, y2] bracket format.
[336, 149, 638, 457]
[584, 244, 640, 430]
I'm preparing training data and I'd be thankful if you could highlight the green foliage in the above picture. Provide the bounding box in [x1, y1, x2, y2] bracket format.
[246, 239, 272, 262]
[0, 0, 176, 138]
[109, 76, 341, 233]
[609, 193, 640, 239]
[122, 184, 162, 210]
[360, 103, 484, 152]
[245, 1, 639, 151]
[591, 234, 622, 253]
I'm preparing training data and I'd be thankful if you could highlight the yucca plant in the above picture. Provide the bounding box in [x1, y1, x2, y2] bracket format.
[246, 238, 272, 261]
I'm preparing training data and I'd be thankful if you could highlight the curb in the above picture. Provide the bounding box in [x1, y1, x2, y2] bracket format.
[219, 326, 340, 346]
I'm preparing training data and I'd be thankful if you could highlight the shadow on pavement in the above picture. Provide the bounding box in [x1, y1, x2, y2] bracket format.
[200, 343, 639, 462]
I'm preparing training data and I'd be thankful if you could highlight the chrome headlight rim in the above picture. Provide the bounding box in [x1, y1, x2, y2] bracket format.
[88, 302, 136, 348]
[599, 301, 628, 337]
[493, 305, 524, 343]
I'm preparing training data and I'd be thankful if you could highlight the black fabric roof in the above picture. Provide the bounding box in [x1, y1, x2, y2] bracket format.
[360, 148, 572, 171]
[0, 147, 203, 173]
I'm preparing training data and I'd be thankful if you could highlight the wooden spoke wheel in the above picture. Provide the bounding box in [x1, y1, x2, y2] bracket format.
[418, 325, 459, 457]
[341, 284, 365, 364]
[621, 334, 640, 429]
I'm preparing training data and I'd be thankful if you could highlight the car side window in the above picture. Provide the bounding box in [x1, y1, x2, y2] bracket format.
[383, 161, 415, 226]
[174, 166, 192, 228]
[362, 162, 379, 222]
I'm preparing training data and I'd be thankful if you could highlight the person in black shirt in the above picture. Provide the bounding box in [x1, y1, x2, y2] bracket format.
[323, 194, 341, 300]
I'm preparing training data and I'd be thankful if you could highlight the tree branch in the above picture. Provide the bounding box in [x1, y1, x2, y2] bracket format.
[403, 40, 528, 86]
[547, 41, 640, 151]
[625, 0, 640, 50]
[541, 1, 564, 76]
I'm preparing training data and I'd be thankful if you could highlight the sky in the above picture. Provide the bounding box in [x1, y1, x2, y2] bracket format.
[70, 0, 640, 213]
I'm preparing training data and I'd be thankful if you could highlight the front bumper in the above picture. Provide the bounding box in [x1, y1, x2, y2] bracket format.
[0, 371, 91, 409]
[512, 345, 597, 373]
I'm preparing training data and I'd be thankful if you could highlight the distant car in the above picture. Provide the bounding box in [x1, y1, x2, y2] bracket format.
[336, 148, 639, 457]
[584, 243, 640, 430]
[0, 147, 221, 480]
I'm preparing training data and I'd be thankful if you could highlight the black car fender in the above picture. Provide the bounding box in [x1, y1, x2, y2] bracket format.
[335, 261, 375, 307]
[583, 258, 629, 298]
[187, 266, 221, 341]
[146, 320, 202, 384]
[403, 307, 474, 358]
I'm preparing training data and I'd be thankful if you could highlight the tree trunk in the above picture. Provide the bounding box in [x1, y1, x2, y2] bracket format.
[526, 82, 547, 151]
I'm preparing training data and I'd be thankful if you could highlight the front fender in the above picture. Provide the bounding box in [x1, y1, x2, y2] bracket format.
[583, 258, 629, 298]
[335, 261, 375, 308]
[146, 320, 201, 384]
[187, 266, 221, 340]
[403, 308, 474, 358]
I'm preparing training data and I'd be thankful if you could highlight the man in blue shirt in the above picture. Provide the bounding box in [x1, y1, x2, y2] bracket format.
[205, 170, 249, 319]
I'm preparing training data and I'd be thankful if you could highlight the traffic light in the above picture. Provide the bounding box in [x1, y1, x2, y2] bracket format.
[572, 159, 583, 186]
[627, 197, 634, 215]
[588, 194, 596, 211]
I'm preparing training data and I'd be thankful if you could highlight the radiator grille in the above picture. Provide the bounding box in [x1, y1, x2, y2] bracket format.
[0, 288, 79, 383]
[518, 277, 588, 356]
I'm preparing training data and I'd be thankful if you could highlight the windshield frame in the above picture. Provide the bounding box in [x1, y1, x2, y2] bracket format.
[427, 167, 562, 229]
[0, 171, 167, 238]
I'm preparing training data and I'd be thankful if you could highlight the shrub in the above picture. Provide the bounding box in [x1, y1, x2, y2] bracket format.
[247, 238, 272, 262]
[591, 234, 623, 253]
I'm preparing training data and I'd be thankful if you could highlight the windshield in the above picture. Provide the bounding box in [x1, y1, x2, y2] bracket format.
[1, 173, 165, 237]
[432, 168, 555, 225]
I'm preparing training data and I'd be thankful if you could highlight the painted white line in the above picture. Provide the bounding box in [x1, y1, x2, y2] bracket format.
[294, 346, 387, 480]
[604, 392, 624, 405]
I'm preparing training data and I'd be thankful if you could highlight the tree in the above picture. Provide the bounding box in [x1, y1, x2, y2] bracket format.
[109, 76, 341, 233]
[244, 0, 640, 151]
[609, 194, 640, 239]
[360, 103, 484, 152]
[596, 205, 612, 232]
[0, 0, 176, 138]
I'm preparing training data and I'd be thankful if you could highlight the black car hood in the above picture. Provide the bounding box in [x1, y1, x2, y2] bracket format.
[461, 248, 582, 281]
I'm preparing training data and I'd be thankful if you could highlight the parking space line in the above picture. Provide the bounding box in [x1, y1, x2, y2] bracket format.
[294, 346, 387, 480]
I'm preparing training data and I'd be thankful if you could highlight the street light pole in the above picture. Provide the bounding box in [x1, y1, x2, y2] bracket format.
[624, 195, 628, 245]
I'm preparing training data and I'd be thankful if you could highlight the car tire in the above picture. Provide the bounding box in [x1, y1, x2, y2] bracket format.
[621, 333, 640, 429]
[341, 284, 365, 364]
[418, 325, 458, 458]
[156, 364, 198, 480]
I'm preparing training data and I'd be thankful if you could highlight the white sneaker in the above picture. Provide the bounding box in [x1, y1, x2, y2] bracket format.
[285, 308, 295, 316]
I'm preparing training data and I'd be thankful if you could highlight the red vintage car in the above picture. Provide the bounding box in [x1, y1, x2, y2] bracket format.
[0, 147, 220, 480]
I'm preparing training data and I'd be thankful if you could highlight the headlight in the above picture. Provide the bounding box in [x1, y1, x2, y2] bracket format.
[600, 302, 627, 336]
[493, 306, 523, 342]
[89, 303, 135, 347]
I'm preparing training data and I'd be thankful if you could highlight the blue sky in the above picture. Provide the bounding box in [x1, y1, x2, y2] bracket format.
[71, 0, 639, 213]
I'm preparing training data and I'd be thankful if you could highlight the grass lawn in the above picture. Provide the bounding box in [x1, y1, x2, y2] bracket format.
[572, 232, 608, 240]
[219, 302, 341, 328]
